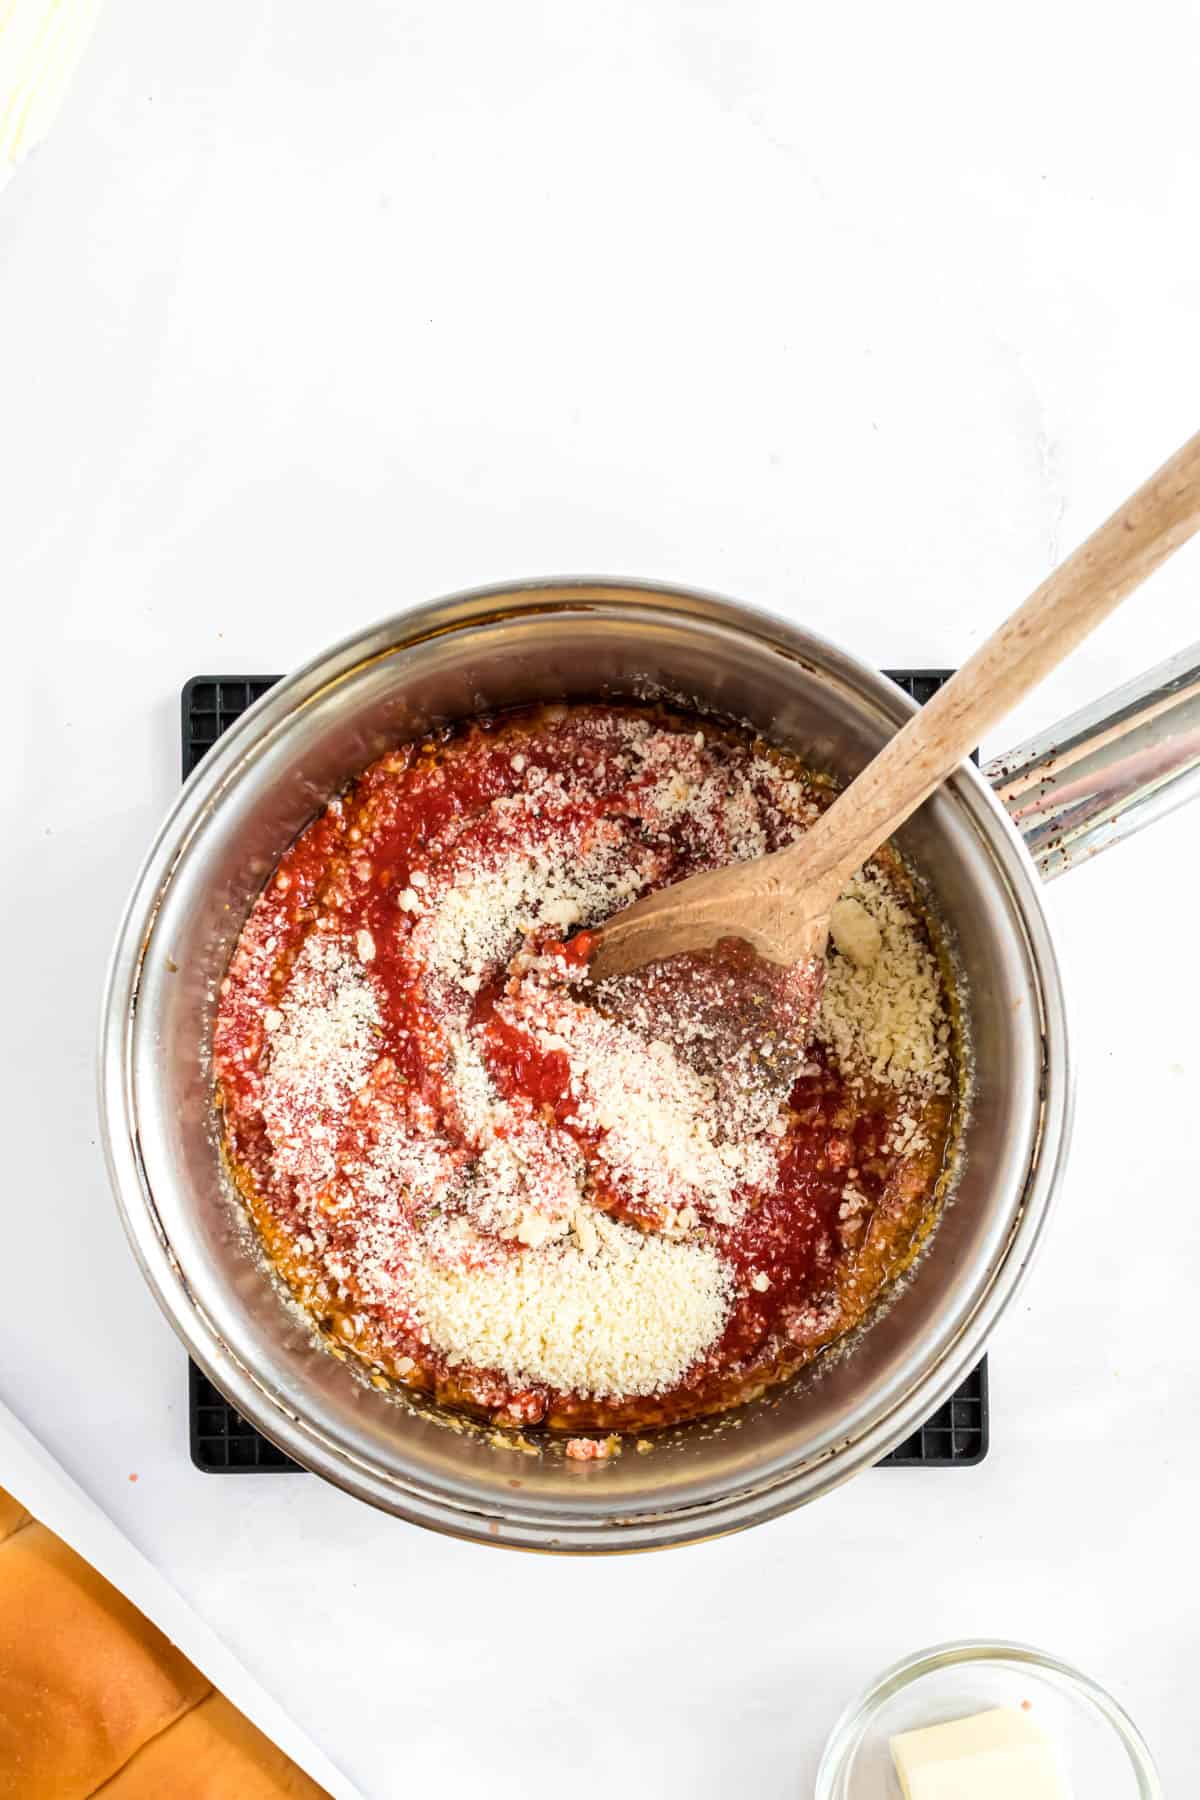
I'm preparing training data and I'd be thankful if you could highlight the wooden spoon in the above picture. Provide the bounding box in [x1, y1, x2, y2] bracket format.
[589, 429, 1200, 984]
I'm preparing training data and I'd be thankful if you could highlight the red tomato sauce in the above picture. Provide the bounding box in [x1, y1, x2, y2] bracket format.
[213, 705, 954, 1434]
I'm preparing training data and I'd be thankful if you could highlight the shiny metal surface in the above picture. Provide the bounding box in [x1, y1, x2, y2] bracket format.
[99, 580, 1072, 1551]
[987, 642, 1200, 879]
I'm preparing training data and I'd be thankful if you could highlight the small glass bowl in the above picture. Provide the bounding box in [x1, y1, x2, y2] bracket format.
[816, 1639, 1162, 1799]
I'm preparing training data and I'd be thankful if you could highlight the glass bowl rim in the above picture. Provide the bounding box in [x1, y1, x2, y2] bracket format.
[815, 1636, 1163, 1799]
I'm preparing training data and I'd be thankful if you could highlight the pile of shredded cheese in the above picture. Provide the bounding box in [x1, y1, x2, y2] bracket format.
[259, 935, 380, 1197]
[407, 1214, 733, 1399]
[496, 960, 787, 1230]
[818, 866, 953, 1098]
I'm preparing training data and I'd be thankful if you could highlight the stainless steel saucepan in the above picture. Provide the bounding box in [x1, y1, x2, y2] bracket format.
[98, 581, 1200, 1551]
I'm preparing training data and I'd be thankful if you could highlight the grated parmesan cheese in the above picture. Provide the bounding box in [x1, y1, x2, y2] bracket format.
[408, 1215, 732, 1398]
[818, 865, 951, 1096]
[828, 895, 881, 968]
[408, 821, 647, 996]
[499, 963, 784, 1227]
[259, 936, 379, 1196]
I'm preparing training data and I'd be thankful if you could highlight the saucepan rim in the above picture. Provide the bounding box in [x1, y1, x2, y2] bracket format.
[98, 577, 1072, 1550]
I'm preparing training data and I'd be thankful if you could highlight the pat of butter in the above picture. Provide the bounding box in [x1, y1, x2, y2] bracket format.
[890, 1706, 1069, 1799]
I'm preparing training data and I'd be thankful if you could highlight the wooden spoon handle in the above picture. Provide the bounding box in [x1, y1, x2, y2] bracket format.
[783, 428, 1200, 925]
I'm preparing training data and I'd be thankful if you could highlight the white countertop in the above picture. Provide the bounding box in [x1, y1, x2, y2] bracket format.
[2, 3, 1198, 1793]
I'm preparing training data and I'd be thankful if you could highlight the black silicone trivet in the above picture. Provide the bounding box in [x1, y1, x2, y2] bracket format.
[183, 670, 989, 1472]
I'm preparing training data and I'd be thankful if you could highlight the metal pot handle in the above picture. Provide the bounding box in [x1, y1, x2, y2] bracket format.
[984, 642, 1200, 880]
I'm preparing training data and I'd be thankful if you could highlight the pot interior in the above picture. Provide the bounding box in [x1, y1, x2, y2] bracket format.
[122, 584, 1056, 1547]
